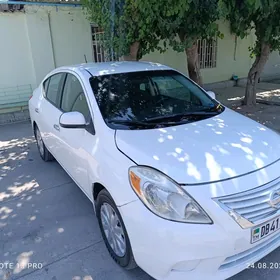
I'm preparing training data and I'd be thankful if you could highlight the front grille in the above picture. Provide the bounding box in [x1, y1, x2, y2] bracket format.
[219, 232, 280, 270]
[215, 178, 280, 225]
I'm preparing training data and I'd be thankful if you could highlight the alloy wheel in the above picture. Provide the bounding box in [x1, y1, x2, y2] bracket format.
[100, 202, 126, 257]
[36, 128, 44, 157]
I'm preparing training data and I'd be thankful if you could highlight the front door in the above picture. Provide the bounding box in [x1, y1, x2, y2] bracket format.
[56, 73, 96, 197]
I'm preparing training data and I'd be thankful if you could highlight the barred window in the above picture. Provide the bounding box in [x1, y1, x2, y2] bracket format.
[197, 38, 217, 69]
[91, 26, 106, 63]
[91, 25, 119, 62]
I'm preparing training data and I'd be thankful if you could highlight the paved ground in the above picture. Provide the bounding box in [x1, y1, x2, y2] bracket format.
[214, 83, 280, 133]
[215, 82, 280, 105]
[1, 115, 280, 279]
[0, 122, 149, 280]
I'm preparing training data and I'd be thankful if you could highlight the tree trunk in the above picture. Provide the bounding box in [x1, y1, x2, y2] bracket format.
[178, 32, 202, 85]
[122, 41, 140, 61]
[244, 42, 270, 106]
[186, 41, 203, 85]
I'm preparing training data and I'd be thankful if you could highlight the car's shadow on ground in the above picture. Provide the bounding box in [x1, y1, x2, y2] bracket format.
[1, 122, 280, 280]
[0, 122, 151, 280]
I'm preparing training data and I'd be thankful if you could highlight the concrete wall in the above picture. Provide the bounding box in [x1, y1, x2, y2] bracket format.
[1, 7, 280, 114]
[48, 7, 92, 68]
[0, 13, 35, 89]
[143, 45, 188, 76]
[145, 21, 280, 84]
[25, 9, 55, 86]
[24, 5, 92, 83]
[0, 6, 92, 112]
[144, 21, 254, 84]
[201, 21, 253, 84]
[262, 51, 280, 80]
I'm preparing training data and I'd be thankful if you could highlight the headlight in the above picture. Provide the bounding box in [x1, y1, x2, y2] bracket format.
[129, 166, 212, 224]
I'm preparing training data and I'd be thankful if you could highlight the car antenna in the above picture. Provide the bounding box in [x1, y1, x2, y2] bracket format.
[84, 54, 88, 63]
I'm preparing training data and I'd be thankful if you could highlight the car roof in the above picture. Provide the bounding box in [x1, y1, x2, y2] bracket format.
[56, 61, 172, 77]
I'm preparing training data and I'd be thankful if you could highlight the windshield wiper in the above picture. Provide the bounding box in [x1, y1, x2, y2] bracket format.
[145, 111, 218, 123]
[107, 119, 158, 128]
[108, 119, 177, 128]
[197, 103, 224, 112]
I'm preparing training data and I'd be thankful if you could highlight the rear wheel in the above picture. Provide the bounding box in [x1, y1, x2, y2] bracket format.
[96, 189, 137, 270]
[35, 126, 54, 162]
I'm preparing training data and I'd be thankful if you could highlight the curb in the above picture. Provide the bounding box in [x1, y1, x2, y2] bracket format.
[0, 110, 30, 125]
[256, 99, 280, 106]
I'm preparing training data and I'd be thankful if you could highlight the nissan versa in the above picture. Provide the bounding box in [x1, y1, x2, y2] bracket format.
[29, 62, 280, 280]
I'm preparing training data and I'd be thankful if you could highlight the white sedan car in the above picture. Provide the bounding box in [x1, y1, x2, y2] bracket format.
[29, 61, 280, 280]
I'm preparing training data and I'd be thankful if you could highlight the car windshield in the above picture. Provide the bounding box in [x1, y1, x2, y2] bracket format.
[90, 70, 224, 130]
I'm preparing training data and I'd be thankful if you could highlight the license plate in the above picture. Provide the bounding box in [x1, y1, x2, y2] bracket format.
[251, 216, 280, 243]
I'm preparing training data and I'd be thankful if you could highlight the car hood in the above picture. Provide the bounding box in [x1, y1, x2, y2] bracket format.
[115, 108, 280, 184]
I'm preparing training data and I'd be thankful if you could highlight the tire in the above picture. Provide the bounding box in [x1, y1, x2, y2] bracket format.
[96, 189, 137, 270]
[35, 125, 54, 162]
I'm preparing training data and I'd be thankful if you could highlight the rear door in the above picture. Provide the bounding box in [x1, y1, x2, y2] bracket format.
[38, 73, 66, 158]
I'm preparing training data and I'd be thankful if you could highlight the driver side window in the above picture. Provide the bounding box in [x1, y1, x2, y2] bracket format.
[152, 76, 191, 101]
[61, 74, 91, 121]
[152, 75, 203, 106]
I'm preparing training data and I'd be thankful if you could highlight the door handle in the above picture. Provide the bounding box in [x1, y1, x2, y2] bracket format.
[53, 124, 60, 131]
[35, 108, 39, 113]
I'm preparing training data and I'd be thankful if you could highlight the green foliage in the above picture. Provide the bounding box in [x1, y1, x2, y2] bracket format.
[138, 0, 222, 52]
[82, 0, 222, 59]
[178, 0, 222, 45]
[221, 0, 280, 56]
[82, 0, 166, 58]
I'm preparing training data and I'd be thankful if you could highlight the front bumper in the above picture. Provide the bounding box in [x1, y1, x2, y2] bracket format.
[119, 199, 280, 280]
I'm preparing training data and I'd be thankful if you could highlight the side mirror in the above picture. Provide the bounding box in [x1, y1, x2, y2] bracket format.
[206, 91, 216, 99]
[59, 111, 86, 129]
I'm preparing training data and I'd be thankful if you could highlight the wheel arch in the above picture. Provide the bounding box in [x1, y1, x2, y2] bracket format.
[92, 182, 125, 214]
[92, 182, 106, 202]
[33, 121, 38, 137]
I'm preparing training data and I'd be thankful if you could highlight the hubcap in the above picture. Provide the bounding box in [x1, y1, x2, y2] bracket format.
[36, 129, 44, 157]
[100, 203, 126, 257]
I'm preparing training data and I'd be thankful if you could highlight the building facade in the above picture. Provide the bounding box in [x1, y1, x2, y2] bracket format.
[0, 2, 280, 114]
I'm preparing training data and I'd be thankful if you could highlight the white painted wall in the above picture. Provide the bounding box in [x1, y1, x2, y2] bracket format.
[49, 8, 92, 67]
[0, 13, 35, 88]
[0, 6, 93, 111]
[24, 5, 93, 82]
[25, 10, 55, 85]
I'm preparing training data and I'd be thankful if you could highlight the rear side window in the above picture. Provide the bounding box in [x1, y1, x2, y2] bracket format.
[45, 73, 65, 106]
[43, 79, 50, 94]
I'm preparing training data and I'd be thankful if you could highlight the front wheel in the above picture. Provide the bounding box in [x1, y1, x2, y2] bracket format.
[96, 189, 137, 270]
